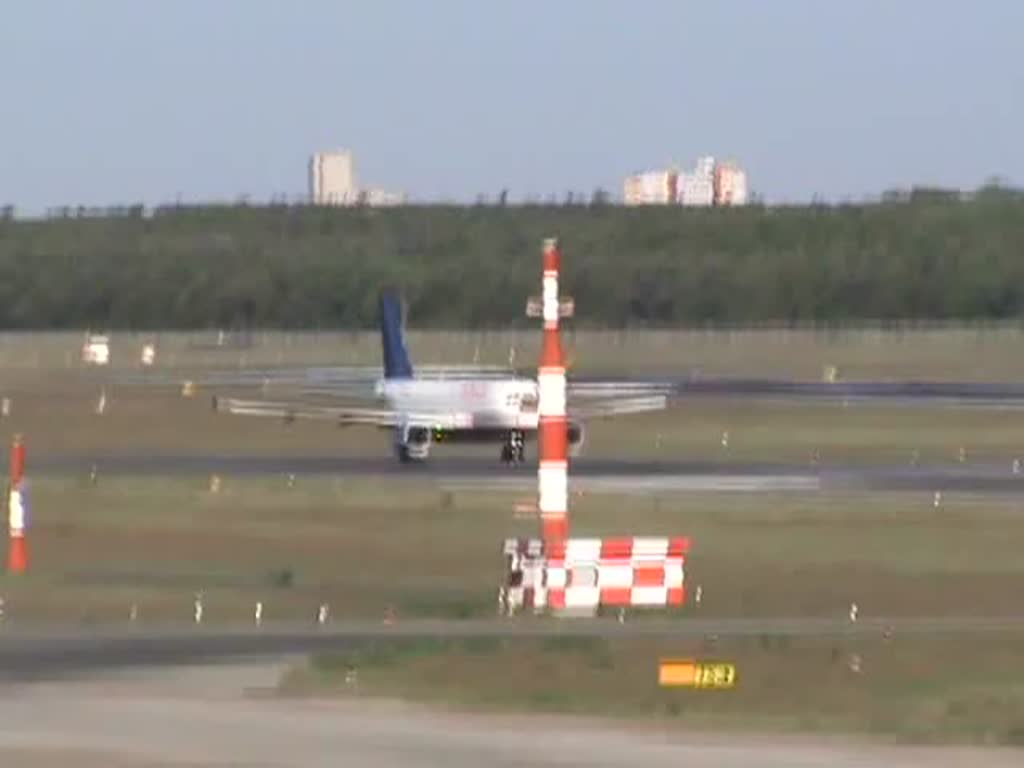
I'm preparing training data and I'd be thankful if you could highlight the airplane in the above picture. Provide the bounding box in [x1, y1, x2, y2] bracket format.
[214, 292, 667, 464]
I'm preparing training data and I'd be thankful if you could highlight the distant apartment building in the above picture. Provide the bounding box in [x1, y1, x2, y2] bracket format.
[625, 156, 749, 207]
[362, 188, 407, 207]
[677, 156, 715, 207]
[309, 149, 405, 207]
[623, 170, 678, 205]
[309, 150, 357, 205]
[714, 161, 748, 206]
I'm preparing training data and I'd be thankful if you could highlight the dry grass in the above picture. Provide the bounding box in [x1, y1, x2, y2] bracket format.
[4, 326, 1024, 379]
[4, 369, 1024, 465]
[1, 366, 1024, 624]
[5, 476, 1024, 626]
[1, 360, 1023, 741]
[283, 634, 1024, 745]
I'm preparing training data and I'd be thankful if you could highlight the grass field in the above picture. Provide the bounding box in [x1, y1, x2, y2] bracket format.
[3, 470, 1022, 742]
[1, 354, 1024, 743]
[5, 475, 1024, 624]
[5, 326, 1024, 380]
[2, 363, 1024, 623]
[281, 634, 1024, 746]
[6, 367, 1024, 466]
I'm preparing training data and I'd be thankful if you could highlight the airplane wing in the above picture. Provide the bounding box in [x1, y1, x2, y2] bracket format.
[216, 393, 665, 430]
[214, 396, 395, 425]
[568, 380, 674, 398]
[568, 394, 668, 420]
[213, 397, 475, 429]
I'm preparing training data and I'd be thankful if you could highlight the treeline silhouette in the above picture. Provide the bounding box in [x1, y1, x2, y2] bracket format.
[2, 186, 1023, 329]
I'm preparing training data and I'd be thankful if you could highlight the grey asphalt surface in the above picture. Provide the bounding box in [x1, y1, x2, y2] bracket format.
[607, 376, 1024, 407]
[24, 453, 1024, 494]
[3, 617, 1024, 766]
[5, 663, 1019, 768]
[3, 617, 1024, 682]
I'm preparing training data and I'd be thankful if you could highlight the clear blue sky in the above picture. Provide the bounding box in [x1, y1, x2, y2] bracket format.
[1, 0, 1019, 212]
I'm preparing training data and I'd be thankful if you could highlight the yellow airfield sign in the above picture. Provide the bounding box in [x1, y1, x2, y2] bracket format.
[658, 659, 737, 689]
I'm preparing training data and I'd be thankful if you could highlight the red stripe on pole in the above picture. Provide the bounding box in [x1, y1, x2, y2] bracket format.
[540, 330, 563, 368]
[7, 535, 26, 574]
[10, 435, 25, 490]
[545, 538, 566, 561]
[538, 419, 568, 462]
[542, 516, 568, 543]
[543, 240, 561, 274]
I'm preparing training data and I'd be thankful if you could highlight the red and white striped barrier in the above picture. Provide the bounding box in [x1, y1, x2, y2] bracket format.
[499, 536, 689, 615]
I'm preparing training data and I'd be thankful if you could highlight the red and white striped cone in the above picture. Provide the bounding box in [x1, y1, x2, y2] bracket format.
[8, 434, 27, 574]
[537, 238, 569, 544]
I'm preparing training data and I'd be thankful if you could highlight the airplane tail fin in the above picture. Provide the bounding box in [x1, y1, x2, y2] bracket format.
[379, 291, 414, 379]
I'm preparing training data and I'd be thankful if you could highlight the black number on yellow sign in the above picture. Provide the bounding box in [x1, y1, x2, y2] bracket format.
[695, 663, 736, 689]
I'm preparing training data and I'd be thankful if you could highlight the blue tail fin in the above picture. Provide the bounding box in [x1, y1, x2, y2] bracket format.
[379, 291, 414, 379]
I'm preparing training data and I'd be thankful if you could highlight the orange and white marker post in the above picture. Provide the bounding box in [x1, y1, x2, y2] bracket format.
[528, 238, 574, 544]
[501, 239, 692, 618]
[8, 433, 28, 573]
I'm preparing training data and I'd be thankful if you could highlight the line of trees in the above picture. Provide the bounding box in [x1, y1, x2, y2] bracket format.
[1, 186, 1023, 329]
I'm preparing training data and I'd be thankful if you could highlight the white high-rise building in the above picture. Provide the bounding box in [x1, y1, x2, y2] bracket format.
[677, 156, 715, 207]
[714, 161, 748, 206]
[624, 170, 678, 205]
[309, 150, 357, 205]
[624, 156, 749, 208]
[363, 188, 407, 207]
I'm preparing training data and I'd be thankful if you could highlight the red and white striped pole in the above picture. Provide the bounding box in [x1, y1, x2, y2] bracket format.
[8, 433, 28, 573]
[537, 238, 569, 543]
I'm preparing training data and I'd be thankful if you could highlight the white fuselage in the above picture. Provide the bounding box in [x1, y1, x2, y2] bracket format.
[376, 376, 540, 431]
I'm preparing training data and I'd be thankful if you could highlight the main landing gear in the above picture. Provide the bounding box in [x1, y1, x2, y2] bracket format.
[501, 430, 526, 465]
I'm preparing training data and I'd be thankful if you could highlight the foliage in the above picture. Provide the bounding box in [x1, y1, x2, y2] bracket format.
[2, 187, 1023, 329]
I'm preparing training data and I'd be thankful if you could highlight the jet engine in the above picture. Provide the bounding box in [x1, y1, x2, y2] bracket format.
[568, 421, 585, 457]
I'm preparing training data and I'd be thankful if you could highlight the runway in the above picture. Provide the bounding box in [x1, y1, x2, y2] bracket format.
[583, 376, 1024, 408]
[27, 453, 1024, 494]
[5, 663, 1018, 768]
[2, 616, 1024, 766]
[4, 617, 1024, 682]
